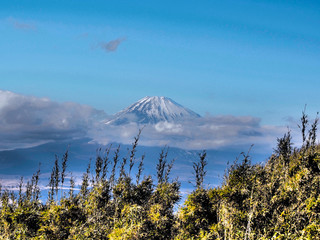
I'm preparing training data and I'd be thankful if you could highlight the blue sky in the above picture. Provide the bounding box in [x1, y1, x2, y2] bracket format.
[1, 0, 320, 125]
[1, 0, 320, 194]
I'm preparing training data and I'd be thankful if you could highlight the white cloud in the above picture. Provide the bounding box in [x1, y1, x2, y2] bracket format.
[0, 90, 107, 150]
[93, 115, 288, 152]
[155, 122, 183, 134]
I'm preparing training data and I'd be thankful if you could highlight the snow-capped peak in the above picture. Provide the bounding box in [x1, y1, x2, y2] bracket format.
[106, 96, 200, 125]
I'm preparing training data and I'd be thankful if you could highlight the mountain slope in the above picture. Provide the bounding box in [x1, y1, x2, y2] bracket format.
[106, 96, 201, 125]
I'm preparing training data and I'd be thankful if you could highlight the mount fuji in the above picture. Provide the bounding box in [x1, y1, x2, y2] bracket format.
[106, 96, 201, 125]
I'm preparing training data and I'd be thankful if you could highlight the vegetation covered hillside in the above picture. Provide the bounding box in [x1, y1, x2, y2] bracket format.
[0, 114, 319, 239]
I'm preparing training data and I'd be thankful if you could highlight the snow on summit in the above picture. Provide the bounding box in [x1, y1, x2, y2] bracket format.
[106, 96, 200, 125]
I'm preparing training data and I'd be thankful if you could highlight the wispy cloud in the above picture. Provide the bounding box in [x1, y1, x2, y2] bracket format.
[99, 37, 126, 52]
[77, 32, 89, 39]
[7, 17, 37, 31]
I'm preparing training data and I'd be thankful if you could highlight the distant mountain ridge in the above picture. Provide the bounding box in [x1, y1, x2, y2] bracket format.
[106, 96, 201, 125]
